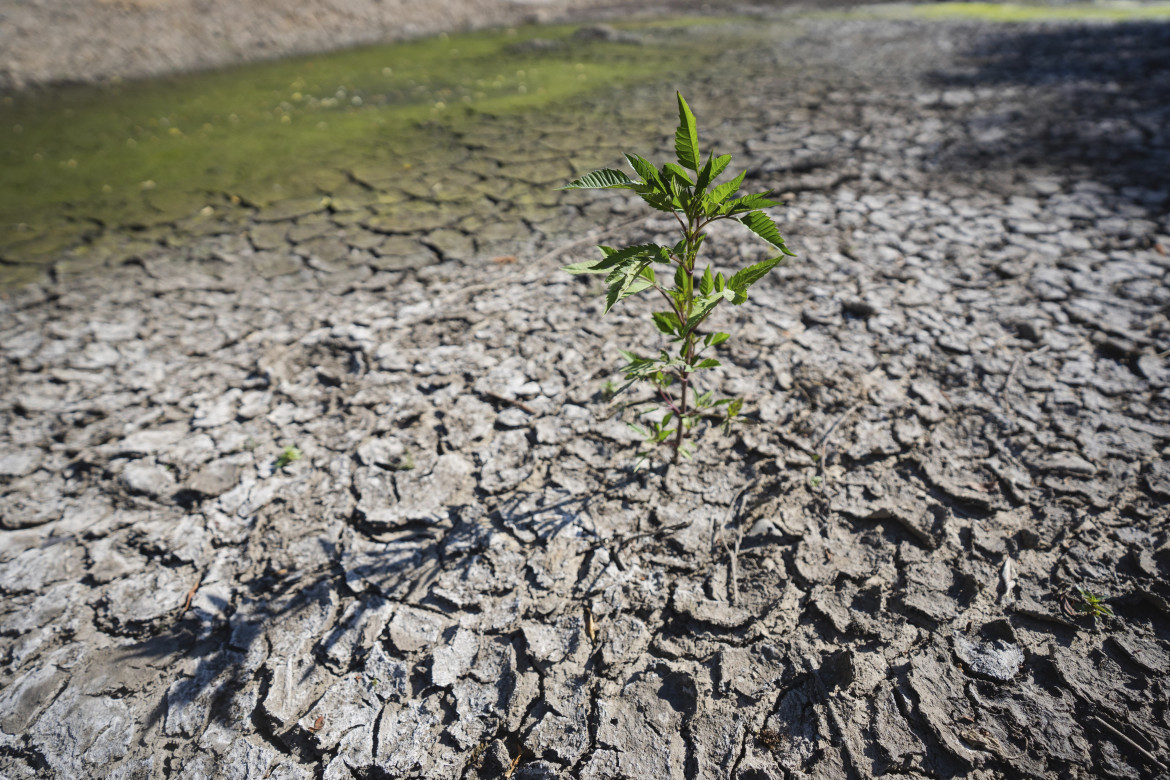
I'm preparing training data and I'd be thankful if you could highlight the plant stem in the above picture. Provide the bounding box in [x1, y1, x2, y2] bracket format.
[656, 383, 683, 416]
[673, 371, 689, 463]
[672, 221, 700, 464]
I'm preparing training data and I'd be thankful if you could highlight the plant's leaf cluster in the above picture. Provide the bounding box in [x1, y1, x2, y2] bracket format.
[558, 92, 795, 466]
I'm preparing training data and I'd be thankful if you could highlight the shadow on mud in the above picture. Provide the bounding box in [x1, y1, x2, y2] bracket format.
[117, 472, 646, 757]
[929, 20, 1170, 193]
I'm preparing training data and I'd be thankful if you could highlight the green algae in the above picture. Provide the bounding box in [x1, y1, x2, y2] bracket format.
[0, 18, 742, 261]
[846, 2, 1170, 23]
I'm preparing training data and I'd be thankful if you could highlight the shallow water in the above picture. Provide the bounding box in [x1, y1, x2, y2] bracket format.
[0, 17, 764, 285]
[2, 2, 1165, 288]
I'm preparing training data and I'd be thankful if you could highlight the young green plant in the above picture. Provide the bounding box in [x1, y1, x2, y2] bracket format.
[560, 92, 794, 466]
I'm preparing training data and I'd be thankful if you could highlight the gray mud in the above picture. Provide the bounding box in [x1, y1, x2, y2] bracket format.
[2, 15, 1170, 780]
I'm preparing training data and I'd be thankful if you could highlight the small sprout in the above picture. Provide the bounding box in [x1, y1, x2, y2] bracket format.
[1061, 585, 1115, 621]
[391, 451, 415, 471]
[275, 445, 303, 469]
[601, 379, 618, 402]
[559, 92, 793, 467]
[809, 475, 823, 488]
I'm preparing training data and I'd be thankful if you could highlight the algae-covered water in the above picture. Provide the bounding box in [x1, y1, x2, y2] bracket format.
[2, 2, 1167, 286]
[0, 17, 759, 281]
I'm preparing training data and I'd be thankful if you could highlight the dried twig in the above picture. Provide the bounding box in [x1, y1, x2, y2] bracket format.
[619, 520, 689, 549]
[719, 479, 759, 606]
[503, 750, 523, 779]
[180, 575, 202, 614]
[1087, 715, 1167, 773]
[481, 391, 536, 415]
[814, 403, 860, 468]
[999, 344, 1050, 397]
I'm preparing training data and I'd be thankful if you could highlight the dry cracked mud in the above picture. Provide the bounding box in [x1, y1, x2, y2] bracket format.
[2, 12, 1170, 780]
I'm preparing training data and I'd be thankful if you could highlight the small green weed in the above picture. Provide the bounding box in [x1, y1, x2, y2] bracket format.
[275, 445, 303, 470]
[390, 451, 415, 472]
[560, 92, 793, 467]
[1061, 585, 1115, 622]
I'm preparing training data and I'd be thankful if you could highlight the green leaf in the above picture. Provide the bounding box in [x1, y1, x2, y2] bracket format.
[559, 168, 637, 190]
[695, 153, 731, 194]
[662, 163, 695, 187]
[680, 289, 734, 339]
[699, 266, 713, 296]
[592, 243, 666, 272]
[603, 254, 657, 313]
[723, 192, 779, 213]
[639, 191, 679, 214]
[728, 255, 784, 304]
[625, 153, 664, 189]
[618, 349, 642, 364]
[652, 311, 681, 336]
[566, 243, 663, 275]
[693, 358, 721, 370]
[708, 170, 746, 206]
[710, 154, 732, 181]
[704, 331, 730, 347]
[728, 398, 743, 417]
[563, 260, 609, 275]
[694, 154, 713, 194]
[605, 270, 654, 313]
[674, 92, 701, 171]
[738, 210, 787, 251]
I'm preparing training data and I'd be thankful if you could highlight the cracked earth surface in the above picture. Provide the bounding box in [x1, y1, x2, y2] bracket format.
[2, 12, 1170, 780]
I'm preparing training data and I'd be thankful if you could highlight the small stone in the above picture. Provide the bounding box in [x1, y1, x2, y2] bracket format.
[186, 459, 243, 497]
[94, 565, 194, 636]
[121, 461, 177, 498]
[0, 448, 42, 477]
[842, 298, 877, 318]
[432, 628, 479, 688]
[672, 582, 752, 629]
[1040, 452, 1097, 477]
[952, 632, 1024, 682]
[114, 427, 187, 456]
[388, 606, 448, 654]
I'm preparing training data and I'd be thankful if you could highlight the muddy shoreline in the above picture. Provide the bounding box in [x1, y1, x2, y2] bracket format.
[0, 0, 816, 91]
